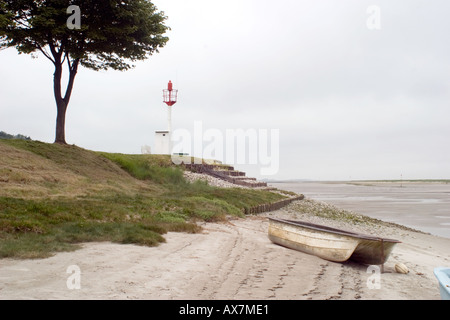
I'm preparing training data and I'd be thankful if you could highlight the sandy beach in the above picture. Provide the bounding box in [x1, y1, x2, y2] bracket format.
[1, 197, 449, 300]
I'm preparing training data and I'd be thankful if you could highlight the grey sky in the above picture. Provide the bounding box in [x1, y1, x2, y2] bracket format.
[1, 0, 449, 180]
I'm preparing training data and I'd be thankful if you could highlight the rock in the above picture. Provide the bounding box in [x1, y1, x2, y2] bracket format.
[395, 263, 409, 274]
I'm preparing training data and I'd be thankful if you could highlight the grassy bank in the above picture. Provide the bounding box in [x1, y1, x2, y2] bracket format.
[0, 139, 287, 259]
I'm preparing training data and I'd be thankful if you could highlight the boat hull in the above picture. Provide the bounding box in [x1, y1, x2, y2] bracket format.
[268, 218, 400, 265]
[434, 267, 450, 300]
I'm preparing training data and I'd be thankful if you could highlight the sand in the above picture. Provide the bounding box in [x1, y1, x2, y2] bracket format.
[1, 201, 449, 300]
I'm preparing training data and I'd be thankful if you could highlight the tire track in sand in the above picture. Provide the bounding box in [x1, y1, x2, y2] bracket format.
[206, 218, 324, 300]
[302, 262, 364, 300]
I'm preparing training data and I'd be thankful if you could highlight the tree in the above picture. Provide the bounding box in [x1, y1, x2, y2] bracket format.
[0, 0, 169, 144]
[0, 130, 31, 140]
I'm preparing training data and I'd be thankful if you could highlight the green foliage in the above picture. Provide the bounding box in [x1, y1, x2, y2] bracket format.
[0, 131, 31, 140]
[99, 153, 185, 184]
[0, 0, 170, 71]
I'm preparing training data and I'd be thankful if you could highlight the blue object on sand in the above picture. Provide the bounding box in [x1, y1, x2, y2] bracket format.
[434, 267, 450, 300]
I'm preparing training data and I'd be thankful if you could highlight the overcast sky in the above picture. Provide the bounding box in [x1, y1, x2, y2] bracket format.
[1, 0, 450, 181]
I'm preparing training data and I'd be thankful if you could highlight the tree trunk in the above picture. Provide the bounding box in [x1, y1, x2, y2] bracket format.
[53, 55, 79, 144]
[53, 58, 66, 144]
[55, 100, 67, 144]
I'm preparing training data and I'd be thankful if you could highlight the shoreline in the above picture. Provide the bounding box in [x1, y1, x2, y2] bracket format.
[268, 179, 450, 184]
[270, 180, 450, 239]
[1, 198, 449, 300]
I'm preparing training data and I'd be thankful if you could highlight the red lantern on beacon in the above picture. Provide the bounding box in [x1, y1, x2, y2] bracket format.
[163, 80, 178, 133]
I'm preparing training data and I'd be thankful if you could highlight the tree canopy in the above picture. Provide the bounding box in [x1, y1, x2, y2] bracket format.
[0, 0, 170, 144]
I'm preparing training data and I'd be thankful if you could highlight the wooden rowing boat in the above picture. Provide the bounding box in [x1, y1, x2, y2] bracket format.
[268, 218, 400, 265]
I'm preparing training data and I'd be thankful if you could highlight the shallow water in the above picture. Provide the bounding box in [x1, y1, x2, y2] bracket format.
[271, 181, 450, 239]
